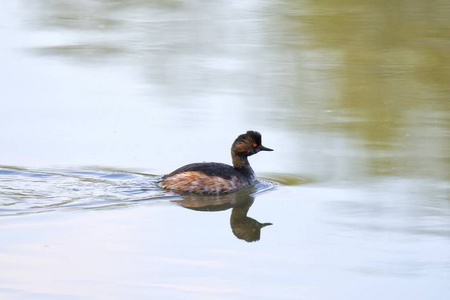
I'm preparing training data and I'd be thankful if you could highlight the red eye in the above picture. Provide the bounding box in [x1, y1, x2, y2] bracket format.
[253, 143, 257, 147]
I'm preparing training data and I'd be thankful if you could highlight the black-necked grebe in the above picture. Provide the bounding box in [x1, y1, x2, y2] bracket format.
[159, 130, 273, 195]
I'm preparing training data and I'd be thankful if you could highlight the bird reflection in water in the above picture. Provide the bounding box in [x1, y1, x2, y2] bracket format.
[172, 188, 272, 242]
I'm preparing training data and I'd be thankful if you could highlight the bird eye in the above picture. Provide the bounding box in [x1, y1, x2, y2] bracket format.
[252, 143, 257, 147]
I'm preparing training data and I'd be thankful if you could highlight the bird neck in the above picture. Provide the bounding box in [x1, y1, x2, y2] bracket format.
[232, 153, 255, 179]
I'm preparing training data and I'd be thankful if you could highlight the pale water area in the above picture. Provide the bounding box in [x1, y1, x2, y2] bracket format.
[1, 0, 450, 299]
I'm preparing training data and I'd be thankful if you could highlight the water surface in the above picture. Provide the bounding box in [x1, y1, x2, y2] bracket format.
[1, 0, 449, 299]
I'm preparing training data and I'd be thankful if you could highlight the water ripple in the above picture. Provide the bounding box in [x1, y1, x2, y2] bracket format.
[0, 166, 169, 216]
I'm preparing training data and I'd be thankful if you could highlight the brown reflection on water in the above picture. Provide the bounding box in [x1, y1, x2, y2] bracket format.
[173, 190, 272, 242]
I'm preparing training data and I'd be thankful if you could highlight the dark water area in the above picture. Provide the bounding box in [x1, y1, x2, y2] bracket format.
[1, 0, 450, 299]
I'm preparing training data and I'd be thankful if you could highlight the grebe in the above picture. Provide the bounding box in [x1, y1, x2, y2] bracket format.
[159, 131, 273, 195]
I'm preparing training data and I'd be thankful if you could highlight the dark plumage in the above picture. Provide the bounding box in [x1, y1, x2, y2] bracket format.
[159, 131, 273, 195]
[163, 163, 238, 181]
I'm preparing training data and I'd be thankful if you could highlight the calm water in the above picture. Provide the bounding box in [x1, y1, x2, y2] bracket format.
[1, 0, 450, 299]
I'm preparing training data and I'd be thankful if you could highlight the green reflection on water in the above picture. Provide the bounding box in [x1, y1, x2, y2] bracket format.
[272, 0, 450, 179]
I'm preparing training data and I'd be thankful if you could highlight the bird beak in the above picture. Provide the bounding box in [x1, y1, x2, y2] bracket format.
[259, 145, 273, 151]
